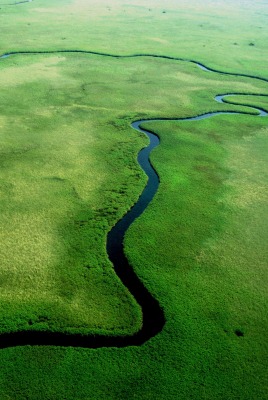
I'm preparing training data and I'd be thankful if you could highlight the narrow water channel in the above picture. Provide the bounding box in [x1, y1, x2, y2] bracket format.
[0, 51, 267, 348]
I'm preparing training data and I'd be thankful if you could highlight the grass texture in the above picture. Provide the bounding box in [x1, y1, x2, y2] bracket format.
[0, 0, 268, 77]
[1, 52, 265, 335]
[0, 0, 267, 399]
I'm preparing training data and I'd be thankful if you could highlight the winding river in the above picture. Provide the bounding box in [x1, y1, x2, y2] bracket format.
[0, 51, 267, 348]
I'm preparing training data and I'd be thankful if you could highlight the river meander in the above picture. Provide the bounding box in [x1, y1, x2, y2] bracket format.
[0, 51, 267, 348]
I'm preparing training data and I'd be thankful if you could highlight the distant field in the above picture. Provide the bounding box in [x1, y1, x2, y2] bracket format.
[0, 0, 267, 399]
[0, 0, 268, 77]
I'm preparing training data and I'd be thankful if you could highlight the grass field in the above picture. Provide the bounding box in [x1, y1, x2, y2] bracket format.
[1, 0, 268, 77]
[0, 0, 267, 399]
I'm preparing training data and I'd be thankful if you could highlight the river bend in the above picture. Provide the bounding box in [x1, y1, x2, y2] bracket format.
[0, 51, 267, 348]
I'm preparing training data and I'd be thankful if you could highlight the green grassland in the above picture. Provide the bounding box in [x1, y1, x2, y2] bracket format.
[224, 94, 268, 112]
[0, 0, 268, 77]
[0, 0, 267, 398]
[1, 53, 265, 336]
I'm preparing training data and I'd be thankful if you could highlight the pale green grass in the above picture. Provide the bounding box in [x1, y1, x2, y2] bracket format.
[224, 95, 268, 112]
[0, 0, 267, 399]
[0, 0, 268, 77]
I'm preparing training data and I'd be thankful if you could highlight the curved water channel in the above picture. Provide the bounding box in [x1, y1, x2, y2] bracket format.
[0, 51, 267, 348]
[0, 0, 32, 5]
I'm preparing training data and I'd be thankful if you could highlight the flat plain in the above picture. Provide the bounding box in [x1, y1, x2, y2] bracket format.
[0, 0, 267, 399]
